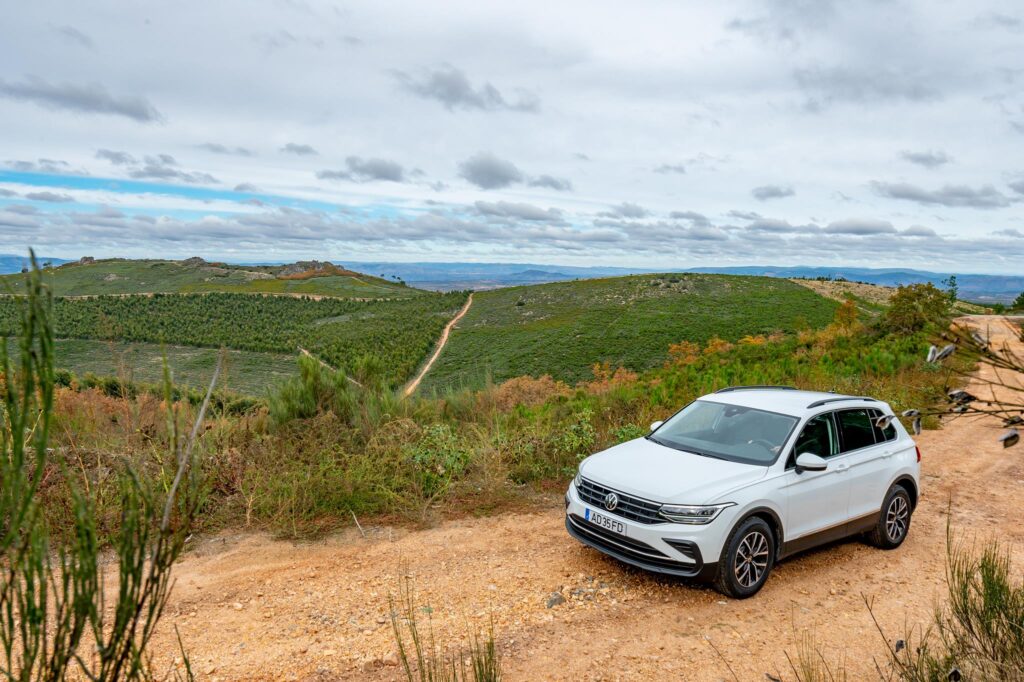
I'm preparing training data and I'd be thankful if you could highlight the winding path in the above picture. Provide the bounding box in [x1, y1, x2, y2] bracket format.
[401, 293, 473, 398]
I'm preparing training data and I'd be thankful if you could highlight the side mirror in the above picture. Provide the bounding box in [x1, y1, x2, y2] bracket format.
[650, 420, 664, 432]
[795, 452, 828, 473]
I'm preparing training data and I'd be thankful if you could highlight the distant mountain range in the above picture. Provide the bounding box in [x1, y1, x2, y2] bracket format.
[339, 261, 1023, 303]
[336, 261, 642, 291]
[0, 254, 72, 274]
[3, 256, 1017, 303]
[684, 266, 1023, 303]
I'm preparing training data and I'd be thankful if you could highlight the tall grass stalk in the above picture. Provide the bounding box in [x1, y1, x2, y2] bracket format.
[0, 253, 219, 680]
[388, 576, 501, 682]
[868, 521, 1024, 681]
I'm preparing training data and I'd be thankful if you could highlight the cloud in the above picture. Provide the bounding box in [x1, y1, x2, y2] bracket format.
[234, 183, 260, 192]
[746, 218, 819, 233]
[825, 218, 897, 235]
[654, 164, 687, 175]
[0, 189, 18, 197]
[669, 210, 711, 227]
[601, 202, 649, 219]
[726, 0, 837, 47]
[0, 76, 162, 122]
[6, 158, 82, 175]
[53, 25, 94, 49]
[474, 200, 563, 222]
[993, 228, 1024, 237]
[1008, 179, 1024, 195]
[95, 149, 136, 165]
[6, 205, 38, 215]
[24, 191, 74, 203]
[130, 166, 218, 184]
[973, 12, 1022, 31]
[457, 152, 523, 189]
[900, 150, 951, 168]
[198, 143, 255, 156]
[95, 152, 218, 184]
[727, 210, 763, 221]
[393, 65, 539, 113]
[871, 181, 1013, 209]
[794, 67, 941, 109]
[527, 174, 573, 191]
[751, 184, 795, 201]
[0, 209, 41, 230]
[316, 156, 407, 183]
[280, 143, 318, 156]
[902, 225, 938, 237]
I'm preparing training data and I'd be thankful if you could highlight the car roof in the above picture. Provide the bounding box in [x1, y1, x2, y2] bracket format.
[699, 388, 882, 417]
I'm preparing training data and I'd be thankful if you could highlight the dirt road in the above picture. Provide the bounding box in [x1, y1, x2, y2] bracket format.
[401, 293, 473, 397]
[145, 316, 1023, 681]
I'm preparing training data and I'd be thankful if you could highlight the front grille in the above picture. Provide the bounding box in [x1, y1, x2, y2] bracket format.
[576, 477, 664, 524]
[567, 515, 700, 575]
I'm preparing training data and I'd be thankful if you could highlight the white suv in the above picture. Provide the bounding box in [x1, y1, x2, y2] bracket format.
[565, 386, 920, 598]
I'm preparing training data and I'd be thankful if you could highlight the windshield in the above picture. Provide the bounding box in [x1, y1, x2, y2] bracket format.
[649, 400, 798, 465]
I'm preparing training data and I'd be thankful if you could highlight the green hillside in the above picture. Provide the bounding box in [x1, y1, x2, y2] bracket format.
[0, 291, 467, 393]
[40, 339, 297, 396]
[420, 273, 839, 392]
[0, 258, 419, 298]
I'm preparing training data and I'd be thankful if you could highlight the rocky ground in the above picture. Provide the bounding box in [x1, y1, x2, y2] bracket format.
[140, 317, 1023, 681]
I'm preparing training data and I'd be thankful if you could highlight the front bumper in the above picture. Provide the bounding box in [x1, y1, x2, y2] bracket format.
[564, 482, 721, 582]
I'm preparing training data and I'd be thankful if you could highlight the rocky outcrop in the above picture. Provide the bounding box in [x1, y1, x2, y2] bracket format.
[278, 260, 335, 276]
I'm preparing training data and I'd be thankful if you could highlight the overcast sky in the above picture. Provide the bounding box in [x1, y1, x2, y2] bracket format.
[1, 0, 1023, 272]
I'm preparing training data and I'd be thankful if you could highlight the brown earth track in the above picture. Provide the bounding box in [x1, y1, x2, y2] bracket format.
[137, 316, 1023, 681]
[401, 293, 473, 398]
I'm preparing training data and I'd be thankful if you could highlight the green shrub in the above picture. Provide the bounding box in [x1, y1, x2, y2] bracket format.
[612, 423, 647, 443]
[883, 283, 951, 333]
[407, 424, 470, 498]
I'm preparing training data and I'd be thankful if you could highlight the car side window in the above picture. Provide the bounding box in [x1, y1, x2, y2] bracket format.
[869, 409, 897, 442]
[790, 413, 837, 466]
[837, 409, 877, 452]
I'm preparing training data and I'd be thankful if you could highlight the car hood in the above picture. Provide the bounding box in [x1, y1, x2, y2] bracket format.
[579, 437, 767, 504]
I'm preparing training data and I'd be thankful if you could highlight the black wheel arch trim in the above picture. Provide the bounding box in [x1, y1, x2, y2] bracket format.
[891, 475, 918, 509]
[727, 506, 784, 561]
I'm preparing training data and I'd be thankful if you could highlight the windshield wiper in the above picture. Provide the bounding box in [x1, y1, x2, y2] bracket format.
[647, 436, 725, 460]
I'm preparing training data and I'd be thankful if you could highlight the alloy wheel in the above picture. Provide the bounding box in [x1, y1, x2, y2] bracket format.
[733, 530, 770, 588]
[886, 495, 909, 542]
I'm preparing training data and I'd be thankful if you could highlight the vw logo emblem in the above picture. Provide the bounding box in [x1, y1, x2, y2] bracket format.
[604, 492, 619, 511]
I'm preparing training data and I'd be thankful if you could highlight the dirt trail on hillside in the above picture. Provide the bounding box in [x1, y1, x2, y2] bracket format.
[141, 316, 1023, 681]
[402, 293, 473, 397]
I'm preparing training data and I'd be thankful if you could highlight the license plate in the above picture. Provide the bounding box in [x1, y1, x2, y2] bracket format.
[585, 508, 626, 536]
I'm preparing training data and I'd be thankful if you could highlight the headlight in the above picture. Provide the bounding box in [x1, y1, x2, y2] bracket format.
[573, 470, 583, 489]
[659, 502, 735, 524]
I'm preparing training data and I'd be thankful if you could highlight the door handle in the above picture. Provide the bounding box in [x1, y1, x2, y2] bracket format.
[835, 462, 850, 472]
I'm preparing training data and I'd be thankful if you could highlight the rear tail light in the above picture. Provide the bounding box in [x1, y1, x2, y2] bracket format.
[915, 445, 921, 463]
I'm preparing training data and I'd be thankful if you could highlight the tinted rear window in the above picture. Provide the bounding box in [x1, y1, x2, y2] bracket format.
[870, 409, 897, 442]
[837, 409, 876, 451]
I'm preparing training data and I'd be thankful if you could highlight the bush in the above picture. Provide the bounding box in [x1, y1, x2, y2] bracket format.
[883, 283, 950, 333]
[407, 424, 471, 499]
[874, 527, 1024, 681]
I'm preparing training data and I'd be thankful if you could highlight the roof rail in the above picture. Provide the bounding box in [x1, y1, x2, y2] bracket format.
[715, 385, 797, 393]
[807, 396, 877, 408]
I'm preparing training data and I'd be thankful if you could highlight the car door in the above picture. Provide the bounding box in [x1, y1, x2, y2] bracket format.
[781, 412, 851, 540]
[841, 408, 902, 521]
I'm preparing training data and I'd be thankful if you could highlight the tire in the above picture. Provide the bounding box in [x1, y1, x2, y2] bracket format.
[866, 485, 912, 549]
[714, 516, 775, 599]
